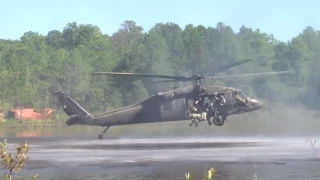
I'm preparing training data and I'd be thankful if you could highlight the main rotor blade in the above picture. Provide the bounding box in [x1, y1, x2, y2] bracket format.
[207, 71, 291, 79]
[214, 58, 255, 74]
[147, 79, 190, 84]
[91, 72, 189, 81]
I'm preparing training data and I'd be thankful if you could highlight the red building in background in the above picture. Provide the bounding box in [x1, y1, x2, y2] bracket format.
[8, 107, 55, 120]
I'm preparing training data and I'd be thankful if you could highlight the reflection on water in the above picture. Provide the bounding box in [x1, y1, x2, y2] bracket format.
[0, 127, 53, 138]
[15, 129, 53, 137]
[0, 126, 101, 138]
[0, 122, 243, 139]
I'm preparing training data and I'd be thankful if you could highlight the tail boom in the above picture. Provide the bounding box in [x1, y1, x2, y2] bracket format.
[53, 88, 95, 126]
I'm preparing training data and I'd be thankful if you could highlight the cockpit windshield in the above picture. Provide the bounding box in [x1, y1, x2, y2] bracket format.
[240, 91, 251, 99]
[237, 90, 251, 100]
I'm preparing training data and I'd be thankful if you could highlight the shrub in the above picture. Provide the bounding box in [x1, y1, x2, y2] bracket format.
[185, 167, 215, 180]
[0, 139, 38, 180]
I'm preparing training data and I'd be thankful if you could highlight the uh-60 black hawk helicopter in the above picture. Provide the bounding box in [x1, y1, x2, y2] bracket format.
[52, 58, 289, 140]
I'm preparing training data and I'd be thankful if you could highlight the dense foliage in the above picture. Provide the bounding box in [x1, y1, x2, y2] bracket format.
[0, 20, 319, 113]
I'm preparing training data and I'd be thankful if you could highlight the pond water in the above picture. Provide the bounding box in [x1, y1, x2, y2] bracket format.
[0, 123, 320, 180]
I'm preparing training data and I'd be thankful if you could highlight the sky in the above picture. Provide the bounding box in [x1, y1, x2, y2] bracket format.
[0, 0, 319, 42]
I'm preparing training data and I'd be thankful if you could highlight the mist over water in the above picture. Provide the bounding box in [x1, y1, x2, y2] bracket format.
[2, 102, 320, 139]
[1, 80, 319, 180]
[1, 111, 320, 180]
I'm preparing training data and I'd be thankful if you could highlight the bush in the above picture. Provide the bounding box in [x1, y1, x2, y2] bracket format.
[0, 139, 38, 180]
[185, 167, 215, 180]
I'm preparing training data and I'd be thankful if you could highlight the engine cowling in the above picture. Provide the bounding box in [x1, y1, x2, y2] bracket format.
[156, 92, 174, 101]
[155, 85, 206, 100]
[173, 87, 193, 98]
[173, 86, 205, 99]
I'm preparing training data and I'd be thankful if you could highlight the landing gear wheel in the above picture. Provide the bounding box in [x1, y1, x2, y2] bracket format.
[213, 116, 225, 126]
[98, 135, 103, 140]
[98, 126, 109, 140]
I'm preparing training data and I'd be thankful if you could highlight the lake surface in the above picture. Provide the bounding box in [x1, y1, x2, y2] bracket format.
[1, 124, 320, 180]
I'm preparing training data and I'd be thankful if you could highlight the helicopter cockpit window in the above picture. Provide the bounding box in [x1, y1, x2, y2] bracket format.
[233, 90, 248, 105]
[239, 91, 251, 100]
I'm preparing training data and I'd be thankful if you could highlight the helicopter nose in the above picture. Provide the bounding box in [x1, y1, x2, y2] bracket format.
[249, 99, 264, 110]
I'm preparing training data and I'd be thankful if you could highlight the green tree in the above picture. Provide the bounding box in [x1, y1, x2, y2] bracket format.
[0, 20, 319, 113]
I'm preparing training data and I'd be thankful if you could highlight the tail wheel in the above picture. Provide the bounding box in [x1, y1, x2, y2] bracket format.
[98, 135, 103, 140]
[98, 126, 109, 140]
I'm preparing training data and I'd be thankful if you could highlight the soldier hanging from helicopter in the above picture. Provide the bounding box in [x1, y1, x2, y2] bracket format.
[188, 96, 212, 126]
[187, 97, 202, 126]
[209, 92, 226, 118]
[203, 102, 212, 125]
[199, 97, 213, 126]
[188, 97, 202, 127]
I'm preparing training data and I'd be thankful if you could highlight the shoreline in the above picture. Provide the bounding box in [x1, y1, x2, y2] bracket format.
[0, 118, 58, 127]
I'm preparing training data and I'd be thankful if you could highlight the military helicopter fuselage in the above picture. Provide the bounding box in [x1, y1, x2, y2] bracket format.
[53, 84, 263, 139]
[53, 58, 288, 140]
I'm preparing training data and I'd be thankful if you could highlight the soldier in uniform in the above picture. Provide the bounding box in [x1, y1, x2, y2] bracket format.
[234, 91, 246, 106]
[188, 97, 205, 127]
[203, 102, 212, 125]
[188, 106, 200, 127]
[216, 94, 226, 106]
[210, 93, 226, 118]
[197, 97, 210, 125]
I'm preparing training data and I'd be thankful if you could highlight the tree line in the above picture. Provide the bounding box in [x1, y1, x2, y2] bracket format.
[0, 20, 319, 113]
